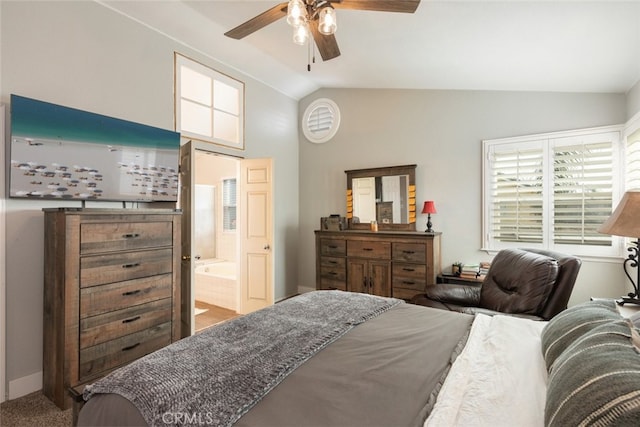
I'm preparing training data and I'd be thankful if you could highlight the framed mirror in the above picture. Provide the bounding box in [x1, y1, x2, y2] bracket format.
[346, 165, 416, 231]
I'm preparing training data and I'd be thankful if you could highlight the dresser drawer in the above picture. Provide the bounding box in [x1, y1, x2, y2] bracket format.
[392, 263, 427, 290]
[320, 256, 346, 281]
[80, 298, 172, 348]
[79, 322, 172, 381]
[347, 240, 391, 259]
[80, 248, 173, 288]
[80, 274, 173, 317]
[80, 221, 173, 254]
[320, 239, 346, 256]
[392, 243, 426, 263]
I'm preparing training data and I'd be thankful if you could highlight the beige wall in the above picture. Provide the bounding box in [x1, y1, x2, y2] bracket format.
[1, 1, 299, 396]
[297, 88, 629, 305]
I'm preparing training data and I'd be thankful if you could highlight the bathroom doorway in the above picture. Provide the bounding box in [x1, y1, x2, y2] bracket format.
[192, 150, 240, 331]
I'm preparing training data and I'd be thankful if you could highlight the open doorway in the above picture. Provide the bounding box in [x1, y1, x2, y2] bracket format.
[180, 142, 274, 336]
[192, 150, 241, 331]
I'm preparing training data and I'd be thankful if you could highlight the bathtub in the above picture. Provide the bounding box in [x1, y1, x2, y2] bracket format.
[194, 260, 237, 311]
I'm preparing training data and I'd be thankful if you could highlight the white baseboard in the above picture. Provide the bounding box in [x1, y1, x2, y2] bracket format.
[8, 371, 42, 400]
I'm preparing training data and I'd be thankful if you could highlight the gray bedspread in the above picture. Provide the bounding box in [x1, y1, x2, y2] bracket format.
[79, 292, 473, 427]
[82, 291, 402, 427]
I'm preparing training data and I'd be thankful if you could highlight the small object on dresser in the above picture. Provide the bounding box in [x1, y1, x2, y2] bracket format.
[460, 263, 480, 279]
[370, 220, 378, 232]
[452, 262, 463, 276]
[321, 215, 347, 231]
[477, 261, 491, 280]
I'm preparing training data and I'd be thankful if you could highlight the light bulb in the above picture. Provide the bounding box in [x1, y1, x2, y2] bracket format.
[287, 0, 307, 27]
[293, 23, 309, 46]
[318, 7, 337, 35]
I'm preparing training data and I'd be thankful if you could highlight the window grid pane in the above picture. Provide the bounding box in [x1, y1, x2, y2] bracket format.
[552, 142, 613, 246]
[627, 128, 640, 190]
[223, 178, 237, 231]
[175, 53, 244, 148]
[490, 148, 544, 243]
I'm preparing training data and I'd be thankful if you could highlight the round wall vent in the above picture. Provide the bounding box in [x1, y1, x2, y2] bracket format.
[302, 98, 341, 144]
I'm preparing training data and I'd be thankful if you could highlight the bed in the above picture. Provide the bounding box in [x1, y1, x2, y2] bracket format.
[77, 290, 640, 426]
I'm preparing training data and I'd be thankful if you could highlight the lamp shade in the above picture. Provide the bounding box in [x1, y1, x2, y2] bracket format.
[421, 201, 437, 214]
[597, 190, 640, 237]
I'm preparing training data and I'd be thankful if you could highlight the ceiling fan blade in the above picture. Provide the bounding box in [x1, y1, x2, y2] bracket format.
[224, 2, 288, 39]
[331, 0, 420, 13]
[309, 24, 341, 61]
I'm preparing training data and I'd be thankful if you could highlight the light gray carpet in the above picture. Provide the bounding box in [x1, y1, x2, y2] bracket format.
[1, 391, 72, 426]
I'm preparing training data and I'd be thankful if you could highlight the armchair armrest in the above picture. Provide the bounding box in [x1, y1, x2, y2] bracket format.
[425, 284, 481, 306]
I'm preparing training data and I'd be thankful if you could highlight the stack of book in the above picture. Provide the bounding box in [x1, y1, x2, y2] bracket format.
[460, 263, 479, 279]
[477, 261, 491, 281]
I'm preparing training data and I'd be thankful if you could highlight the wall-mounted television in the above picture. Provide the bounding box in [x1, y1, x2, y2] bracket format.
[9, 94, 180, 202]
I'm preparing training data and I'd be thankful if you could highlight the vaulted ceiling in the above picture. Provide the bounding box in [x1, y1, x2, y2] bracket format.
[102, 0, 640, 100]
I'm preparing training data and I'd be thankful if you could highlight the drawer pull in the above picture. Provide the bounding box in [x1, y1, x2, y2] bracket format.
[122, 343, 140, 352]
[122, 316, 141, 324]
[329, 272, 338, 276]
[403, 281, 416, 285]
[403, 268, 416, 272]
[328, 245, 338, 249]
[122, 289, 141, 297]
[328, 260, 338, 264]
[122, 263, 141, 269]
[122, 233, 140, 238]
[363, 248, 374, 251]
[403, 250, 416, 254]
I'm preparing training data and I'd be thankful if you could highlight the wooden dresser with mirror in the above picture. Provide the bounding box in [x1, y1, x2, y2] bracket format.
[315, 165, 442, 300]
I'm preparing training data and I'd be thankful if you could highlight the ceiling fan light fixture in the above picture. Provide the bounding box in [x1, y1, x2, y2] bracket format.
[286, 0, 307, 27]
[318, 6, 337, 35]
[293, 22, 309, 45]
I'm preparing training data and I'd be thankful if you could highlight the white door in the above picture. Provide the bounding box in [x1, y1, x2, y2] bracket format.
[353, 177, 376, 223]
[239, 158, 274, 314]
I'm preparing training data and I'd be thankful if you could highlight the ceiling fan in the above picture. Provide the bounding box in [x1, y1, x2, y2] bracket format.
[224, 0, 421, 62]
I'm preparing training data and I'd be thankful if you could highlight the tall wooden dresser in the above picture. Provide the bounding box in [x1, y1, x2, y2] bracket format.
[315, 230, 442, 300]
[42, 208, 182, 409]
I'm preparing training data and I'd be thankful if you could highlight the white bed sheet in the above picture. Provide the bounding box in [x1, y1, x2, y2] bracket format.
[425, 314, 548, 427]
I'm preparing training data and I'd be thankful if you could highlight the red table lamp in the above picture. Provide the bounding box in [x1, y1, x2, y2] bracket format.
[421, 201, 437, 233]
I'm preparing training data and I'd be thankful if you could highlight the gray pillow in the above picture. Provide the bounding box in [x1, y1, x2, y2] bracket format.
[540, 299, 621, 371]
[545, 319, 640, 427]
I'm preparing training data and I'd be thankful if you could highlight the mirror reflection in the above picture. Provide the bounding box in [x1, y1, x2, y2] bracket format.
[346, 164, 416, 231]
[352, 175, 410, 224]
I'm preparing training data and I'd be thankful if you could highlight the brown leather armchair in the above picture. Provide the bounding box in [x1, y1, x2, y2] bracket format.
[411, 248, 582, 321]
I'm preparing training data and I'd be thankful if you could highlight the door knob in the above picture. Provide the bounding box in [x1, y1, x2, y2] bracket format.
[264, 245, 271, 250]
[182, 255, 191, 261]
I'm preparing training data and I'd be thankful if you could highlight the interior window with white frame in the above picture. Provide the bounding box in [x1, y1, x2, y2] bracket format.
[482, 125, 624, 258]
[175, 53, 244, 149]
[223, 178, 237, 232]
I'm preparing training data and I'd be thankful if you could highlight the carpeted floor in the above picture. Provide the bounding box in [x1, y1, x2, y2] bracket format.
[1, 391, 72, 426]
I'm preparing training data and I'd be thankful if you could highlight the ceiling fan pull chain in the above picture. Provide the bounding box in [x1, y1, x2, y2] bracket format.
[307, 38, 311, 71]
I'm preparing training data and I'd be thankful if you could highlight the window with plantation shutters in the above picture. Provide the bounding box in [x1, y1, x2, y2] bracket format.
[626, 127, 640, 190]
[223, 178, 237, 231]
[483, 126, 623, 257]
[552, 138, 614, 247]
[488, 143, 544, 245]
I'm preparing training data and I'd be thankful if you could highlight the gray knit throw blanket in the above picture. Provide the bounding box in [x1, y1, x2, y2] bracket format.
[83, 290, 402, 427]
